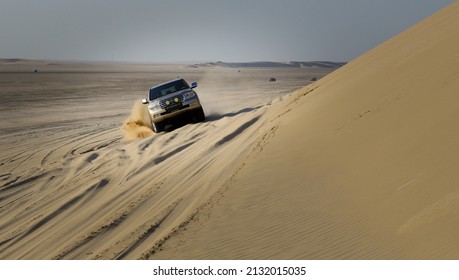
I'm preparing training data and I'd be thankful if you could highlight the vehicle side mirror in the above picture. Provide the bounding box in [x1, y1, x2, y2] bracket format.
[141, 98, 148, 104]
[191, 82, 198, 88]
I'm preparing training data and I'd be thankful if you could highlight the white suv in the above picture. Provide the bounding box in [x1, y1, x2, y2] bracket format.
[141, 78, 205, 132]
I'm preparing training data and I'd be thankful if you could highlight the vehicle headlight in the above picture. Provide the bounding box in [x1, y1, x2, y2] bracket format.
[148, 101, 161, 110]
[183, 91, 196, 100]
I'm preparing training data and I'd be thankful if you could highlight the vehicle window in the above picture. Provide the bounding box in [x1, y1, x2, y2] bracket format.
[149, 79, 189, 100]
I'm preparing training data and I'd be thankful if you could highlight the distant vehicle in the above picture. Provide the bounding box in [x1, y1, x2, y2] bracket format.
[310, 77, 317, 82]
[269, 77, 276, 82]
[141, 78, 205, 133]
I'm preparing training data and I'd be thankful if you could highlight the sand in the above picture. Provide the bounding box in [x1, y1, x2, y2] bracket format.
[153, 2, 459, 259]
[1, 1, 459, 260]
[0, 60, 332, 259]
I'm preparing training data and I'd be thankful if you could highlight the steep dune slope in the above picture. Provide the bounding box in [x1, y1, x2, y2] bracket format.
[154, 2, 459, 259]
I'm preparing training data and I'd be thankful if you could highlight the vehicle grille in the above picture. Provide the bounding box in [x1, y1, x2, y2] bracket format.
[159, 95, 184, 109]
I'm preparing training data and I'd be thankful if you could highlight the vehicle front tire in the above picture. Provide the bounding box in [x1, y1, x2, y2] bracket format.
[152, 121, 164, 133]
[194, 107, 206, 123]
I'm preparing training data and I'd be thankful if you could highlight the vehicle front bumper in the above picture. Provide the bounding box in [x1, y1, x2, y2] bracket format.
[148, 97, 202, 123]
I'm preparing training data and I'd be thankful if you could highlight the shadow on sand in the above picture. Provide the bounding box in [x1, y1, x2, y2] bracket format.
[164, 106, 263, 132]
[205, 106, 263, 121]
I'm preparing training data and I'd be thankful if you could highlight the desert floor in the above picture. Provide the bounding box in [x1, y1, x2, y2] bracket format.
[0, 60, 334, 259]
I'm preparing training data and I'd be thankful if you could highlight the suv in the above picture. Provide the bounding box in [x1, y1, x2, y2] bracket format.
[141, 78, 205, 132]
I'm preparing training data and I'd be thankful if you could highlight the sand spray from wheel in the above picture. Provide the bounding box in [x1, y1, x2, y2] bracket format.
[122, 100, 154, 140]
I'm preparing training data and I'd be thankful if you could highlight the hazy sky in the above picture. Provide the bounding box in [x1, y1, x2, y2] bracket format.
[0, 0, 454, 62]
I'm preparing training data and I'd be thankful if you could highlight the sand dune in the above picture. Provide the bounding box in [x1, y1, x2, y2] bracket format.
[152, 2, 459, 259]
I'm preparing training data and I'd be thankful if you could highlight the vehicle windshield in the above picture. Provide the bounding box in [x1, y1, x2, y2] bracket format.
[149, 79, 189, 100]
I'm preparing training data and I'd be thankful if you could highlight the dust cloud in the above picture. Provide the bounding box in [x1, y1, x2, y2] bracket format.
[122, 101, 154, 140]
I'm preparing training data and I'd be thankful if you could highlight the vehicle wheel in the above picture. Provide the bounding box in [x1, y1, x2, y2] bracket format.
[194, 107, 206, 122]
[152, 121, 164, 133]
